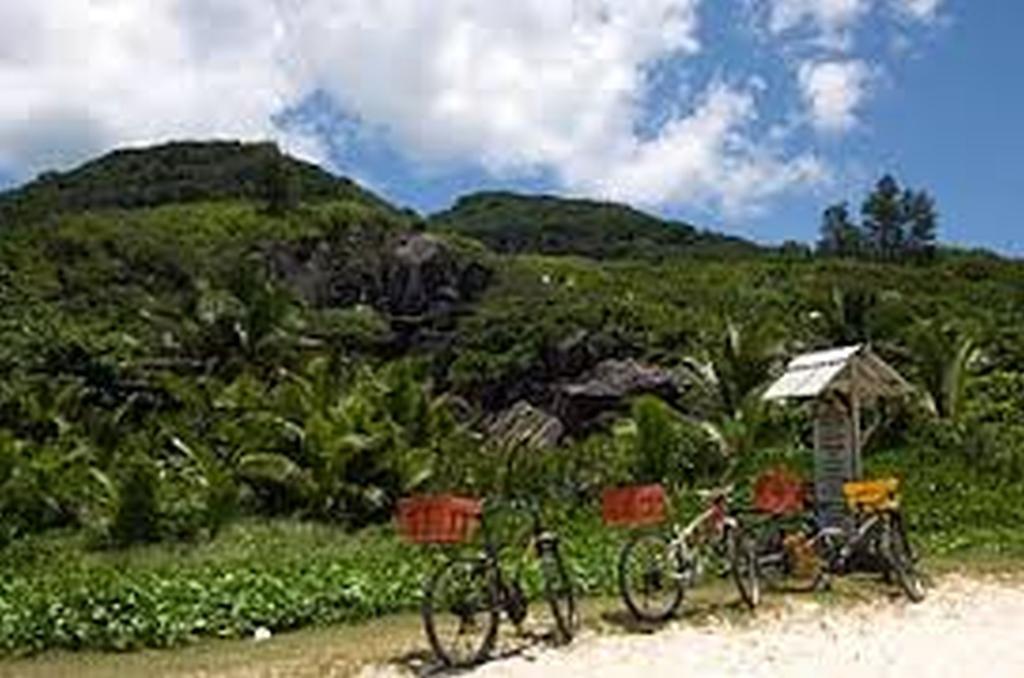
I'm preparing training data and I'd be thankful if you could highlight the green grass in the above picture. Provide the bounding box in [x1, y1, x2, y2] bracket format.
[0, 520, 434, 656]
[3, 479, 1023, 660]
[0, 514, 624, 657]
[0, 441, 1021, 657]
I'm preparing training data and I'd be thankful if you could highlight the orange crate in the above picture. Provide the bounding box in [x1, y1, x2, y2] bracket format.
[602, 484, 666, 527]
[396, 495, 482, 544]
[753, 468, 807, 516]
[843, 478, 899, 512]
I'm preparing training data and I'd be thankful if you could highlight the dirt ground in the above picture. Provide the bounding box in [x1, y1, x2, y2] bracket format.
[385, 574, 1024, 678]
[3, 572, 1023, 678]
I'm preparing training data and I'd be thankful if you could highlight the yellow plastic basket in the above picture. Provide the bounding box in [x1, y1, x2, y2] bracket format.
[843, 477, 900, 512]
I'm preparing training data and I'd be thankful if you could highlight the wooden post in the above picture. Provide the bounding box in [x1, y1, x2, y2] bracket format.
[851, 359, 862, 480]
[814, 397, 853, 527]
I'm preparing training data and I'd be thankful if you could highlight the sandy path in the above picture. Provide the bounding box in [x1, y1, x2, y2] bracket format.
[365, 575, 1024, 678]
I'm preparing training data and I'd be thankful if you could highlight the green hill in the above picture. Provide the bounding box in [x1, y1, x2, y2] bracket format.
[429, 191, 762, 259]
[0, 140, 396, 224]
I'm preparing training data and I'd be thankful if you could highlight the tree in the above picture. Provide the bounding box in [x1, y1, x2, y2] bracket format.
[906, 320, 978, 421]
[812, 285, 878, 345]
[862, 175, 905, 260]
[903, 189, 938, 261]
[818, 202, 862, 257]
[859, 175, 939, 262]
[263, 146, 298, 216]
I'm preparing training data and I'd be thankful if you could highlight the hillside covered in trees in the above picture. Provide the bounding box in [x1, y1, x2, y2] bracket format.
[0, 141, 1022, 653]
[430, 191, 763, 260]
[0, 141, 398, 224]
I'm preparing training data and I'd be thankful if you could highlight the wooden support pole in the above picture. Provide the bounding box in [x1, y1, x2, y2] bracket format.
[851, 360, 862, 480]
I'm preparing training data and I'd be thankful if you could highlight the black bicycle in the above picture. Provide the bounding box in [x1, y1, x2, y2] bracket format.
[421, 497, 578, 667]
[753, 478, 926, 602]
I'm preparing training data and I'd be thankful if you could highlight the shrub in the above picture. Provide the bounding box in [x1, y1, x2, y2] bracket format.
[112, 455, 160, 547]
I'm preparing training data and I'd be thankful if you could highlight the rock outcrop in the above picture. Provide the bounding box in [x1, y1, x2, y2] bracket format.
[487, 400, 565, 449]
[555, 358, 679, 432]
[267, 232, 491, 318]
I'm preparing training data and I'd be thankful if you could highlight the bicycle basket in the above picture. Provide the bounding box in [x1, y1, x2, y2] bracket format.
[753, 468, 807, 516]
[396, 495, 482, 544]
[601, 484, 666, 527]
[842, 478, 899, 512]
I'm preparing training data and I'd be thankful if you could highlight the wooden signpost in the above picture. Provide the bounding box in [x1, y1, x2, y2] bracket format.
[763, 345, 912, 526]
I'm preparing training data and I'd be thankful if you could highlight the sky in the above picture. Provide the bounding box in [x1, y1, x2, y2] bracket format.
[0, 1, 1020, 254]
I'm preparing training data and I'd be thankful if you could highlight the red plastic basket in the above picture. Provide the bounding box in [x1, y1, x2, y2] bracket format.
[753, 468, 807, 516]
[601, 484, 666, 527]
[396, 495, 482, 544]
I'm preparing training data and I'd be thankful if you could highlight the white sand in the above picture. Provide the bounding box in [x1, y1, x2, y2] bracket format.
[368, 575, 1024, 677]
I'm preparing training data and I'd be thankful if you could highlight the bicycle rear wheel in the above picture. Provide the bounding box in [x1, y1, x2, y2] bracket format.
[618, 532, 684, 623]
[756, 520, 826, 593]
[422, 557, 499, 667]
[727, 526, 761, 609]
[539, 539, 578, 644]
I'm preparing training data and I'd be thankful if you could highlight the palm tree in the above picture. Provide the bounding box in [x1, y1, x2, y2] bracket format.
[680, 317, 784, 415]
[905, 320, 978, 421]
[677, 316, 786, 461]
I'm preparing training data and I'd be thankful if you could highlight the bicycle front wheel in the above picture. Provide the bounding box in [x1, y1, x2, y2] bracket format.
[539, 540, 578, 644]
[422, 557, 499, 667]
[618, 532, 684, 623]
[727, 526, 761, 609]
[881, 515, 926, 603]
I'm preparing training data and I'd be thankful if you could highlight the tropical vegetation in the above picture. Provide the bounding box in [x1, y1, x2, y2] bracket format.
[0, 141, 1022, 654]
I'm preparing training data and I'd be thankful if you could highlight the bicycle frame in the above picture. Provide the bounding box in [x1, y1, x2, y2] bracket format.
[474, 499, 559, 620]
[806, 509, 888, 574]
[664, 494, 738, 583]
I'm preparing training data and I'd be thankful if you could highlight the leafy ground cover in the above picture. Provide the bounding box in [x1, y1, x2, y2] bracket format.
[2, 448, 1022, 657]
[2, 142, 1023, 661]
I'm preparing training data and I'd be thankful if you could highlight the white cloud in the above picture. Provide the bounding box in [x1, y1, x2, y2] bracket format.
[0, 0, 943, 216]
[798, 60, 872, 133]
[770, 0, 869, 33]
[0, 1, 321, 179]
[566, 84, 826, 213]
[281, 0, 824, 213]
[767, 0, 871, 47]
[762, 0, 942, 49]
[894, 0, 942, 21]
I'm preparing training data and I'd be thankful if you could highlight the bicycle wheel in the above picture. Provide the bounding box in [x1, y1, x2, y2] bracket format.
[881, 516, 926, 603]
[892, 510, 919, 564]
[422, 557, 499, 667]
[618, 532, 684, 623]
[539, 540, 578, 644]
[756, 520, 826, 594]
[727, 526, 761, 609]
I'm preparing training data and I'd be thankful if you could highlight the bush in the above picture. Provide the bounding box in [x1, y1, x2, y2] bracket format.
[112, 455, 160, 547]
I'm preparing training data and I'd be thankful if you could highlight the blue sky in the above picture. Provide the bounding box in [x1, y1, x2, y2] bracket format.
[1, 1, 1020, 254]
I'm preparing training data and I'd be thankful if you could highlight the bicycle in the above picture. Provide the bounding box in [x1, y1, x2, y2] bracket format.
[615, 484, 761, 623]
[417, 496, 578, 667]
[754, 478, 926, 602]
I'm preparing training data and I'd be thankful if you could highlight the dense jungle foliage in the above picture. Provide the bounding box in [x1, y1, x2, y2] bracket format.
[0, 142, 1022, 654]
[430, 191, 762, 259]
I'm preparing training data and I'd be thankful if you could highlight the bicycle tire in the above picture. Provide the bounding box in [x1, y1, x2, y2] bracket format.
[882, 515, 926, 603]
[753, 518, 824, 594]
[618, 532, 684, 623]
[727, 526, 761, 609]
[422, 557, 500, 667]
[539, 540, 578, 644]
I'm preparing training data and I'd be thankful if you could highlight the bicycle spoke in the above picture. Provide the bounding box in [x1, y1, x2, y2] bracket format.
[423, 558, 498, 667]
[618, 533, 683, 622]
